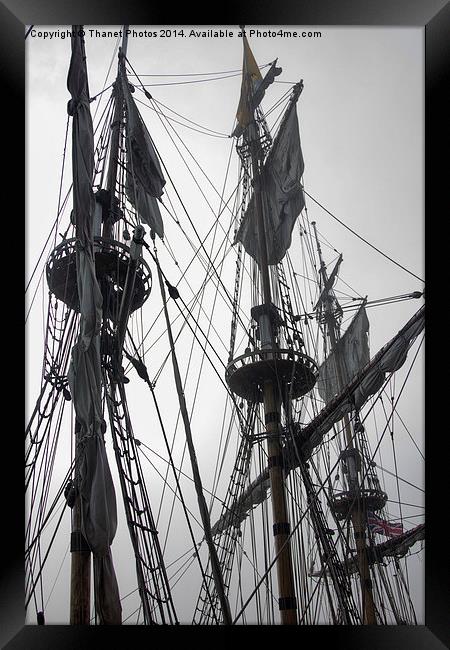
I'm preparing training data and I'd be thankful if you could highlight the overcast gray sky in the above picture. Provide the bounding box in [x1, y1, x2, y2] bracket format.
[26, 25, 424, 624]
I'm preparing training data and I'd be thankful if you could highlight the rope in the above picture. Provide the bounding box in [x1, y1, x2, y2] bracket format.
[154, 244, 233, 625]
[124, 331, 221, 624]
[303, 189, 424, 284]
[126, 62, 272, 78]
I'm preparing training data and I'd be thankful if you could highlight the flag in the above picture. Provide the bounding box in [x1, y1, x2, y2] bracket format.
[234, 36, 263, 133]
[232, 37, 281, 138]
[367, 511, 404, 537]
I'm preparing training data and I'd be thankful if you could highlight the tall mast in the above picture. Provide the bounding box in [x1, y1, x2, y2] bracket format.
[247, 107, 298, 626]
[225, 38, 318, 623]
[103, 25, 129, 240]
[311, 221, 377, 625]
[70, 450, 91, 624]
[69, 26, 92, 625]
[70, 26, 130, 626]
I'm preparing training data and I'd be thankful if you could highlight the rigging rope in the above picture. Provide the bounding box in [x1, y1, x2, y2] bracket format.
[126, 62, 273, 78]
[133, 91, 230, 138]
[303, 189, 424, 284]
[154, 243, 233, 624]
[124, 327, 222, 624]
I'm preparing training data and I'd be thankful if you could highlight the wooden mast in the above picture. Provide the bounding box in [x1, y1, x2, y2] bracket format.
[69, 26, 92, 625]
[247, 111, 298, 626]
[70, 26, 130, 625]
[70, 468, 91, 624]
[103, 25, 129, 240]
[311, 221, 377, 625]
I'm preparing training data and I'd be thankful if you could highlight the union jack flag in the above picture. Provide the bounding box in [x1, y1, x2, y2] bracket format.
[367, 511, 403, 537]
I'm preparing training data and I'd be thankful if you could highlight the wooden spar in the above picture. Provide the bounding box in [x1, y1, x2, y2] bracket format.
[103, 25, 129, 240]
[70, 25, 132, 626]
[116, 226, 145, 353]
[211, 302, 423, 539]
[70, 485, 91, 624]
[69, 26, 92, 625]
[155, 253, 232, 625]
[311, 221, 377, 625]
[101, 25, 147, 356]
[247, 120, 298, 624]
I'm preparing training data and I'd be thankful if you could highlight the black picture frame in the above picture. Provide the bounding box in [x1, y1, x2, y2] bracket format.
[6, 0, 448, 647]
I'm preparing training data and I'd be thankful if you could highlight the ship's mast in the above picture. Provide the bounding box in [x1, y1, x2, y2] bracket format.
[225, 42, 319, 623]
[103, 26, 129, 240]
[311, 221, 377, 625]
[69, 26, 93, 625]
[246, 113, 298, 626]
[70, 454, 91, 624]
[69, 25, 141, 626]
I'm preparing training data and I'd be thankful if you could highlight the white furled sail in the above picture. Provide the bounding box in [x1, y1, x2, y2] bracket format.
[211, 475, 270, 537]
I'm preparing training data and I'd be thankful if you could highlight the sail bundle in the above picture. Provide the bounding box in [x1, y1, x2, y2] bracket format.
[211, 475, 270, 537]
[67, 339, 121, 624]
[234, 98, 305, 265]
[67, 29, 122, 625]
[341, 524, 425, 577]
[314, 254, 343, 314]
[67, 28, 102, 349]
[297, 304, 424, 459]
[121, 72, 165, 238]
[317, 305, 370, 404]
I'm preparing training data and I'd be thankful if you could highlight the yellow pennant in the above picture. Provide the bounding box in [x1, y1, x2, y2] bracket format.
[236, 36, 263, 129]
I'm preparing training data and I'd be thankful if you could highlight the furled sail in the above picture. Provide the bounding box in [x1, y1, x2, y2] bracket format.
[234, 97, 305, 265]
[299, 304, 424, 459]
[210, 475, 270, 537]
[211, 305, 424, 536]
[68, 339, 121, 624]
[121, 71, 165, 238]
[341, 524, 425, 576]
[309, 524, 425, 578]
[317, 305, 370, 404]
[67, 26, 102, 350]
[67, 28, 122, 624]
